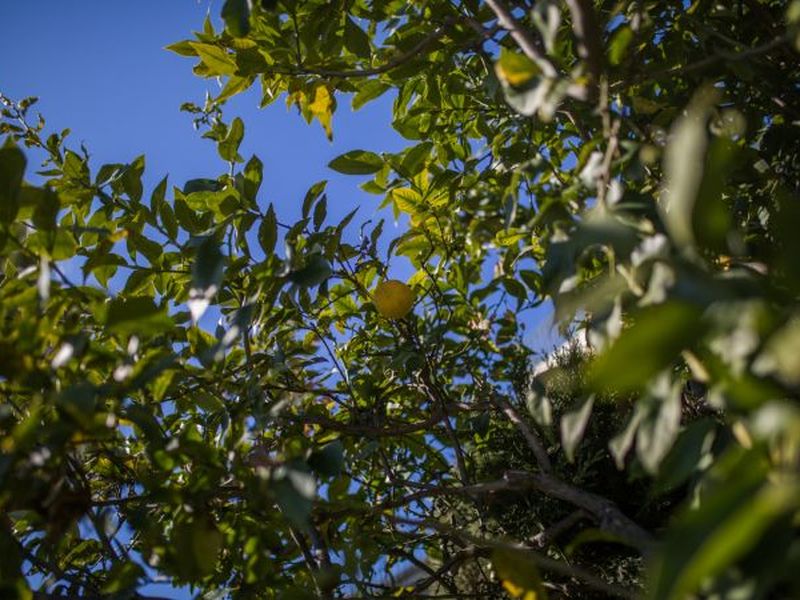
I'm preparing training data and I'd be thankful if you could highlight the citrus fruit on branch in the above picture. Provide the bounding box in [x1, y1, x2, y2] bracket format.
[373, 280, 415, 319]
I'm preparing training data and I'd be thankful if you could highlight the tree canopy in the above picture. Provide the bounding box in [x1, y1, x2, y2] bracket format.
[2, 1, 800, 598]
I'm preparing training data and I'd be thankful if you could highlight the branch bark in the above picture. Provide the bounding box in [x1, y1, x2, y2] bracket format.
[564, 0, 604, 83]
[389, 516, 641, 599]
[484, 0, 558, 78]
[505, 470, 655, 556]
[492, 395, 553, 474]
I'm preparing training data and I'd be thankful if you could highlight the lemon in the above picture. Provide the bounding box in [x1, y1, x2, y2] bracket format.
[373, 280, 415, 319]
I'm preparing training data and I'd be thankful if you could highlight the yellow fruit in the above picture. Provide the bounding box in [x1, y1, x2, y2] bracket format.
[373, 280, 415, 319]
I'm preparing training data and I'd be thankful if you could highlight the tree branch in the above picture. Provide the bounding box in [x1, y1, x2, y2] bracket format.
[389, 516, 641, 599]
[505, 470, 655, 556]
[484, 0, 558, 78]
[492, 394, 553, 473]
[564, 0, 604, 83]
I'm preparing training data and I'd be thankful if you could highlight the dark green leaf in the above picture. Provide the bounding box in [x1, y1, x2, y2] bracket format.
[259, 204, 278, 255]
[288, 255, 332, 287]
[328, 150, 383, 175]
[221, 0, 251, 37]
[308, 440, 344, 478]
[0, 144, 26, 224]
[105, 296, 172, 336]
[344, 17, 370, 58]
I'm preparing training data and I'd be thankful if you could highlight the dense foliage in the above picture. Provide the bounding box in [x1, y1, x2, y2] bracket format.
[2, 0, 800, 598]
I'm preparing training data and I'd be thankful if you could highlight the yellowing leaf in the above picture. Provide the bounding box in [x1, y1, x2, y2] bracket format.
[502, 580, 539, 600]
[309, 84, 335, 141]
[492, 548, 548, 600]
[495, 48, 540, 87]
[391, 188, 422, 215]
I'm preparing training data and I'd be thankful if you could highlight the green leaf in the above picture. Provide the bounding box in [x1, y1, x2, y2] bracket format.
[259, 204, 278, 255]
[344, 17, 370, 58]
[391, 187, 421, 215]
[57, 382, 97, 422]
[189, 42, 237, 75]
[693, 136, 737, 252]
[590, 302, 705, 393]
[31, 187, 59, 231]
[661, 87, 720, 249]
[105, 296, 173, 336]
[494, 47, 540, 86]
[566, 528, 629, 555]
[218, 117, 245, 162]
[189, 236, 225, 322]
[183, 178, 222, 194]
[352, 80, 390, 110]
[242, 154, 263, 203]
[649, 451, 800, 600]
[400, 142, 432, 177]
[307, 440, 344, 478]
[170, 520, 223, 580]
[221, 0, 251, 37]
[149, 175, 168, 212]
[216, 74, 255, 103]
[273, 466, 316, 528]
[102, 561, 145, 594]
[302, 180, 327, 219]
[525, 379, 552, 427]
[636, 375, 682, 474]
[0, 144, 26, 224]
[609, 404, 646, 469]
[560, 395, 594, 462]
[122, 155, 145, 202]
[653, 419, 717, 495]
[165, 40, 198, 56]
[288, 255, 332, 287]
[313, 196, 327, 230]
[328, 150, 383, 175]
[608, 26, 634, 66]
[160, 201, 178, 239]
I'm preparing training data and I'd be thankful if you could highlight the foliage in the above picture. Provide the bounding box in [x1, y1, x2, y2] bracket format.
[2, 1, 800, 599]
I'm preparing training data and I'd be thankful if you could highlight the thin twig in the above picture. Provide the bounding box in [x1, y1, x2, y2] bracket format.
[492, 394, 553, 474]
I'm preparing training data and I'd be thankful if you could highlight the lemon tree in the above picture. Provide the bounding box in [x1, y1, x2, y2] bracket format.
[2, 1, 800, 599]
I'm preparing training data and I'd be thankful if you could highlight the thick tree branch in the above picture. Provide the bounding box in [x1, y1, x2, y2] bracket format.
[531, 509, 590, 548]
[505, 470, 655, 555]
[389, 516, 641, 599]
